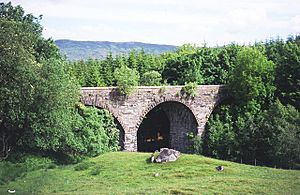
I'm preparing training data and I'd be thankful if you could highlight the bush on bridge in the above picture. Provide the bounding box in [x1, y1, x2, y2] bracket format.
[114, 65, 140, 95]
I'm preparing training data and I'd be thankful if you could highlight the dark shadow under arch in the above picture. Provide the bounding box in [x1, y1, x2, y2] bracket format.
[137, 106, 170, 152]
[137, 101, 198, 153]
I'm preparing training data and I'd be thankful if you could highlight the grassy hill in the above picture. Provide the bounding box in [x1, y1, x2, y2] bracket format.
[55, 39, 177, 61]
[1, 152, 299, 194]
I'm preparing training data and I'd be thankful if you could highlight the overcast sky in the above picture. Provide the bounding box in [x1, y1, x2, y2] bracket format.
[6, 0, 300, 46]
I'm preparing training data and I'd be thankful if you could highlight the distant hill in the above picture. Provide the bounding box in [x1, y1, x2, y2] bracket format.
[55, 39, 177, 61]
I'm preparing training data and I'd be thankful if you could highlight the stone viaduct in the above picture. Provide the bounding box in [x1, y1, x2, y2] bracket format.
[80, 85, 227, 153]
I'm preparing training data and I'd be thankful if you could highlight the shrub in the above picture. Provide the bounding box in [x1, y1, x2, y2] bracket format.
[181, 82, 198, 98]
[114, 65, 139, 95]
[141, 71, 162, 86]
[47, 163, 57, 169]
[72, 105, 120, 157]
[159, 86, 166, 94]
[186, 132, 202, 154]
[22, 155, 53, 171]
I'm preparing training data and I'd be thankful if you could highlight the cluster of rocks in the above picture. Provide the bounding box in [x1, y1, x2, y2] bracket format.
[150, 148, 181, 163]
[149, 148, 225, 173]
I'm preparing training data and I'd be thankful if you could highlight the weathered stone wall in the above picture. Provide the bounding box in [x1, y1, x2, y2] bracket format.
[80, 85, 227, 152]
[161, 102, 197, 153]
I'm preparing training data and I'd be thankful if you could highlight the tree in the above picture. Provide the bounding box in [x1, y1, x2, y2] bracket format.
[203, 105, 236, 160]
[84, 59, 104, 87]
[228, 47, 276, 112]
[100, 52, 115, 86]
[0, 2, 80, 158]
[114, 65, 140, 95]
[162, 44, 204, 85]
[140, 71, 162, 86]
[260, 100, 300, 168]
[0, 18, 38, 159]
[265, 39, 300, 110]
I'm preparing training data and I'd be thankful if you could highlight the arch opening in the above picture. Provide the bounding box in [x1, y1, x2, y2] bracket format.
[137, 101, 198, 153]
[137, 107, 170, 152]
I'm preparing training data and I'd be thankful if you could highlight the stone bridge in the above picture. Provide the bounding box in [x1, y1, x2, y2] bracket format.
[80, 85, 227, 153]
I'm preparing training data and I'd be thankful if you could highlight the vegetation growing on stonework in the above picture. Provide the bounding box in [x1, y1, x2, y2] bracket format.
[181, 82, 198, 98]
[114, 65, 140, 95]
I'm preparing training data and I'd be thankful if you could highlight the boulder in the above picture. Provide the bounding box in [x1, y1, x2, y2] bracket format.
[155, 148, 180, 163]
[216, 166, 224, 171]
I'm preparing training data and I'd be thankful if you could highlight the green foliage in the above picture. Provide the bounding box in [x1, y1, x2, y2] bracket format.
[140, 70, 162, 86]
[19, 58, 80, 152]
[74, 161, 95, 171]
[204, 105, 236, 160]
[186, 132, 202, 154]
[228, 47, 276, 112]
[114, 65, 140, 95]
[0, 161, 26, 184]
[0, 2, 79, 158]
[159, 86, 167, 94]
[162, 44, 204, 85]
[21, 155, 53, 171]
[101, 52, 116, 86]
[260, 100, 300, 169]
[90, 166, 101, 175]
[181, 82, 198, 98]
[0, 154, 54, 184]
[84, 59, 105, 87]
[265, 39, 300, 110]
[73, 105, 120, 157]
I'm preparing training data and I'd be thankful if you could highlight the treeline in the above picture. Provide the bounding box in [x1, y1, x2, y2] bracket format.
[68, 37, 300, 169]
[204, 44, 300, 169]
[0, 2, 120, 163]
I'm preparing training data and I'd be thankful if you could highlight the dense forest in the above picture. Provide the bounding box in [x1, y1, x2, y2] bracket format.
[1, 2, 299, 169]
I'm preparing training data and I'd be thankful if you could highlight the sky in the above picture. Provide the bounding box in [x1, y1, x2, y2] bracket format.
[6, 0, 300, 46]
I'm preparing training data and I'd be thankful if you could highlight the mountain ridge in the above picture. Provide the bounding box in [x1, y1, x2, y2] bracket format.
[55, 39, 177, 61]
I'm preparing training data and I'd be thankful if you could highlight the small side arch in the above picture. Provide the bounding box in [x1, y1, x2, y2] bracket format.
[83, 101, 126, 151]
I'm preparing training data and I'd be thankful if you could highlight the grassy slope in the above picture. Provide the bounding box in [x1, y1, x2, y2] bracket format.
[1, 152, 299, 195]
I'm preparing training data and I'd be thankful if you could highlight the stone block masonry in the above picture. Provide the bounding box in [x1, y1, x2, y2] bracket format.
[80, 85, 227, 152]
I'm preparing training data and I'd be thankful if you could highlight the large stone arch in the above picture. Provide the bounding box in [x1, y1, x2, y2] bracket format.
[137, 100, 199, 153]
[135, 97, 200, 131]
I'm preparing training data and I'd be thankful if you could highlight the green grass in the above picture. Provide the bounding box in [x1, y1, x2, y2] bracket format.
[1, 152, 299, 194]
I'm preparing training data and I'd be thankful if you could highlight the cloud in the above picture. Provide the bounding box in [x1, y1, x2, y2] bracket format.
[6, 0, 300, 45]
